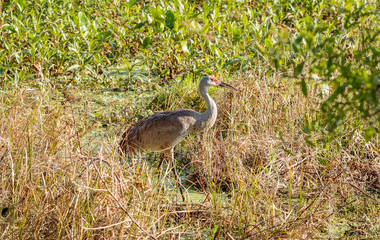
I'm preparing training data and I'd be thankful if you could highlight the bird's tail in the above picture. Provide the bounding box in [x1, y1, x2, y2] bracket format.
[118, 126, 137, 156]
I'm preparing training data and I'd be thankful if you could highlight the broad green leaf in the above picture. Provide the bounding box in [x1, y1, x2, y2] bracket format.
[305, 16, 314, 32]
[78, 12, 90, 35]
[201, 23, 210, 34]
[364, 126, 376, 141]
[134, 21, 146, 29]
[212, 225, 219, 236]
[243, 14, 248, 27]
[149, 7, 165, 23]
[165, 10, 176, 30]
[213, 6, 219, 19]
[300, 79, 308, 97]
[15, 0, 27, 11]
[294, 61, 304, 77]
[123, 59, 131, 70]
[67, 64, 81, 72]
[83, 55, 93, 65]
[180, 41, 189, 53]
[217, 22, 223, 33]
[142, 37, 152, 49]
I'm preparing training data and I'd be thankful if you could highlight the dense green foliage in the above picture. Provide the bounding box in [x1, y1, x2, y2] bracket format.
[267, 1, 379, 138]
[1, 0, 379, 134]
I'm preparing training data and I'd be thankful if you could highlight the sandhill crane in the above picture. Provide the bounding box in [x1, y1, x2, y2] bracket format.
[119, 76, 237, 201]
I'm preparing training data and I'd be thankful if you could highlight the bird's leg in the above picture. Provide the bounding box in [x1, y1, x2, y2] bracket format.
[155, 153, 171, 197]
[157, 153, 166, 187]
[170, 148, 185, 202]
[157, 153, 165, 170]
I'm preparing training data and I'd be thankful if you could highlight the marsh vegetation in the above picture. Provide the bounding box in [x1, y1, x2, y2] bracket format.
[1, 0, 379, 238]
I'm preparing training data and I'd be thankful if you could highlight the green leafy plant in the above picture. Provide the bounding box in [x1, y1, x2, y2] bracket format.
[267, 2, 379, 138]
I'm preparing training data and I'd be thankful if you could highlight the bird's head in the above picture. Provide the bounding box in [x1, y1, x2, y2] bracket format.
[200, 76, 237, 90]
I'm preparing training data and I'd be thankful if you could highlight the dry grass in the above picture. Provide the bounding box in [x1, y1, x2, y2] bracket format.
[185, 71, 379, 238]
[1, 70, 379, 239]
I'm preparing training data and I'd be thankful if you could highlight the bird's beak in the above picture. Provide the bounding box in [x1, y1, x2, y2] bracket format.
[219, 81, 237, 91]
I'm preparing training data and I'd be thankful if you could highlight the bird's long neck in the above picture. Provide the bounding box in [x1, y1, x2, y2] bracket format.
[196, 84, 217, 130]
